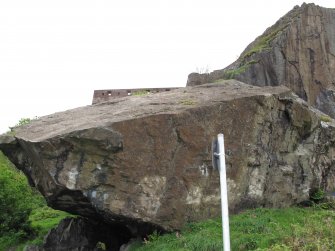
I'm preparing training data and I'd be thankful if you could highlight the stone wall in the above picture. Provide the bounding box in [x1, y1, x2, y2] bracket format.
[92, 88, 179, 104]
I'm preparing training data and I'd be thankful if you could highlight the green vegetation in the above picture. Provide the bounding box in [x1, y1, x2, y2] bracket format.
[311, 188, 326, 202]
[320, 115, 332, 123]
[242, 25, 288, 59]
[223, 64, 249, 80]
[0, 151, 40, 250]
[309, 188, 335, 210]
[27, 207, 71, 246]
[213, 78, 226, 83]
[223, 60, 259, 80]
[0, 151, 71, 250]
[180, 99, 196, 105]
[133, 90, 150, 96]
[130, 207, 335, 251]
[7, 117, 36, 135]
[15, 118, 32, 127]
[211, 21, 290, 82]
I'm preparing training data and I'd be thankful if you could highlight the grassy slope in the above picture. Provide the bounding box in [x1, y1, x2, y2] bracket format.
[0, 152, 71, 251]
[131, 207, 335, 251]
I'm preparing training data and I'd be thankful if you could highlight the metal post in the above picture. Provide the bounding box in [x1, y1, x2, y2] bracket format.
[217, 133, 230, 251]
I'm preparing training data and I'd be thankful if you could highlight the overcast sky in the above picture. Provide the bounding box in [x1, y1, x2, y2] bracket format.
[0, 0, 333, 133]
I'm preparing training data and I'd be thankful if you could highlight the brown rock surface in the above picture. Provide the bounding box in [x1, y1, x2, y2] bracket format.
[1, 80, 335, 237]
[187, 3, 335, 117]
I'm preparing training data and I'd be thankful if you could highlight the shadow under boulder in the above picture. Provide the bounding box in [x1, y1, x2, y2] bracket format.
[26, 217, 132, 251]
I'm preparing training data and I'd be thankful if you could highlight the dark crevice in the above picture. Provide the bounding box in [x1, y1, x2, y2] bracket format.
[308, 48, 315, 79]
[40, 217, 132, 251]
[287, 60, 308, 101]
[47, 188, 166, 249]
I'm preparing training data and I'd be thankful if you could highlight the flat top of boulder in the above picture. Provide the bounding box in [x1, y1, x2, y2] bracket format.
[12, 80, 290, 142]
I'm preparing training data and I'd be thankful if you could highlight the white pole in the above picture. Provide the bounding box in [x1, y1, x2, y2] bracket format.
[218, 133, 230, 251]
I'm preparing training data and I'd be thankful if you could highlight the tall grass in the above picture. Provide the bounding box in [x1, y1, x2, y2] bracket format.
[131, 207, 335, 251]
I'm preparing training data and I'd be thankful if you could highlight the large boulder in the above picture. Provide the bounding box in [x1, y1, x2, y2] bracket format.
[187, 3, 335, 117]
[1, 80, 335, 238]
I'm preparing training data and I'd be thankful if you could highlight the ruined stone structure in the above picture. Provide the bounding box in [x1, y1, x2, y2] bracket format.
[92, 88, 180, 104]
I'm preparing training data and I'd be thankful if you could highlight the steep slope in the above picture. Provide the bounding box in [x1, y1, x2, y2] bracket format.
[1, 80, 335, 246]
[187, 3, 335, 117]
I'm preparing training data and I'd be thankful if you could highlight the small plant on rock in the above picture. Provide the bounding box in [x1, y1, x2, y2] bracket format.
[320, 115, 332, 122]
[180, 99, 196, 105]
[310, 188, 325, 203]
[133, 90, 149, 96]
[309, 188, 335, 209]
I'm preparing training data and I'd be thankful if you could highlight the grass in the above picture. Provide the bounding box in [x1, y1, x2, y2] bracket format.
[223, 60, 258, 80]
[320, 115, 332, 123]
[13, 207, 72, 250]
[0, 151, 72, 251]
[242, 25, 288, 59]
[215, 21, 289, 82]
[11, 208, 72, 251]
[29, 207, 72, 244]
[180, 99, 196, 105]
[130, 207, 335, 251]
[133, 90, 149, 96]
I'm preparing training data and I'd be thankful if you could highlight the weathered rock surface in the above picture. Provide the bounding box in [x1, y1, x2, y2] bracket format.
[187, 3, 335, 117]
[25, 217, 125, 251]
[1, 80, 335, 240]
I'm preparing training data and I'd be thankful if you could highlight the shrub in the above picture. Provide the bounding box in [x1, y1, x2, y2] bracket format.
[0, 152, 39, 246]
[310, 188, 325, 203]
[8, 117, 37, 135]
[15, 118, 32, 127]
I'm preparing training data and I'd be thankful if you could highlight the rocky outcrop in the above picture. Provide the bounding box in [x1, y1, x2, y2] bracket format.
[187, 3, 335, 117]
[25, 217, 126, 251]
[1, 80, 335, 241]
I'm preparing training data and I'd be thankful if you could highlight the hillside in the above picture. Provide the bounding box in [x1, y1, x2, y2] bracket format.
[0, 151, 70, 250]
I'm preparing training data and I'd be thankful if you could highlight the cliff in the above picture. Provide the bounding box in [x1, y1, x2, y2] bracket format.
[187, 3, 335, 117]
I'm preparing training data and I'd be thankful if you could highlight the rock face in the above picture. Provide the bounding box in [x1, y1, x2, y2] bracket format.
[187, 3, 335, 117]
[25, 217, 126, 251]
[1, 80, 335, 241]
